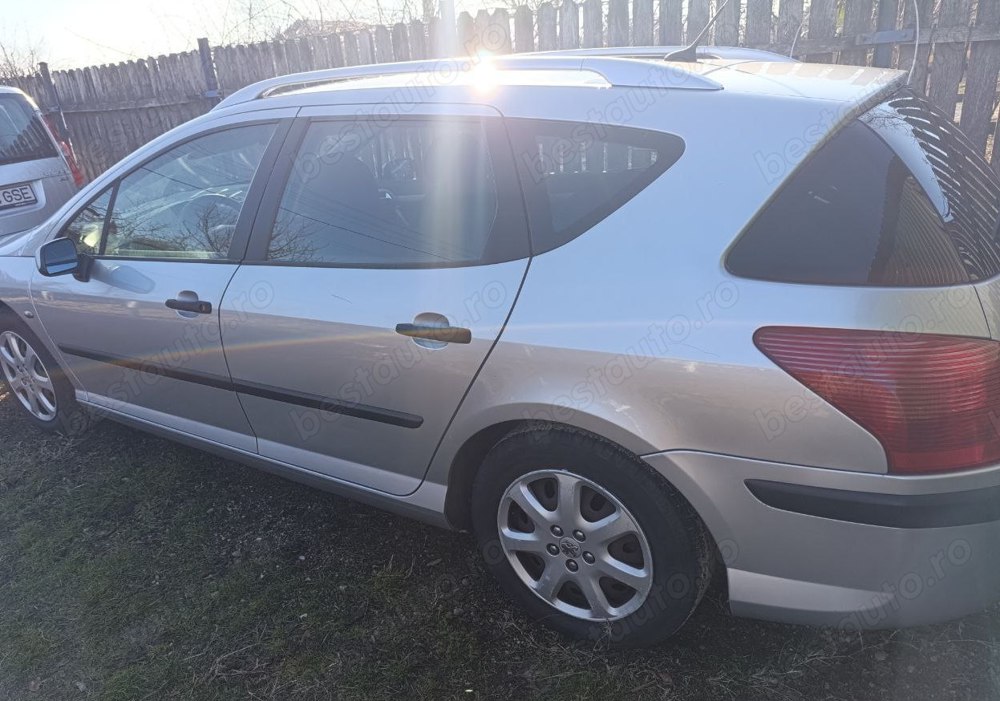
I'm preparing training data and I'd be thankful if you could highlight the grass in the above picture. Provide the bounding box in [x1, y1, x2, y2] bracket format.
[2, 390, 1000, 700]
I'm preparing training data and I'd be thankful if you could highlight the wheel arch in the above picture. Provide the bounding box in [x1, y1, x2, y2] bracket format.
[441, 416, 714, 550]
[439, 405, 662, 530]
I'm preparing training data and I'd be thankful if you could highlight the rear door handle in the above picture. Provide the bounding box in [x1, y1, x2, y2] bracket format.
[395, 323, 471, 345]
[166, 298, 213, 315]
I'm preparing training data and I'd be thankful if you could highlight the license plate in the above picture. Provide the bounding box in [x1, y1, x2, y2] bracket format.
[0, 183, 37, 212]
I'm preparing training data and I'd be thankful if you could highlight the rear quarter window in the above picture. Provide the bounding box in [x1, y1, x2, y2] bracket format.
[507, 120, 685, 254]
[0, 93, 58, 167]
[726, 90, 1000, 287]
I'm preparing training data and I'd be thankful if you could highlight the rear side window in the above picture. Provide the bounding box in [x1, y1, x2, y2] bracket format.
[0, 93, 58, 167]
[726, 90, 1000, 287]
[263, 116, 528, 268]
[507, 120, 685, 254]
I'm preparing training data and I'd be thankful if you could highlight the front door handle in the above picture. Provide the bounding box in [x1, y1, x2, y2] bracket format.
[395, 323, 471, 345]
[166, 298, 213, 315]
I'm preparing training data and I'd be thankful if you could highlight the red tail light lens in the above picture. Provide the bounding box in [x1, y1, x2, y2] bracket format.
[754, 327, 1000, 474]
[60, 141, 86, 188]
[42, 114, 85, 188]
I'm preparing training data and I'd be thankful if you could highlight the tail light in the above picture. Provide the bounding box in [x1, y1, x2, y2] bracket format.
[59, 141, 86, 188]
[42, 114, 85, 188]
[754, 327, 1000, 474]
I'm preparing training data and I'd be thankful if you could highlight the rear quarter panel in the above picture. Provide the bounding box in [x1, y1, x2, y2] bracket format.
[427, 88, 990, 487]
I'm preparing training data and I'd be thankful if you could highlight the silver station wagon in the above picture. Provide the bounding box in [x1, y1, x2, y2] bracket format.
[2, 48, 999, 647]
[0, 86, 78, 237]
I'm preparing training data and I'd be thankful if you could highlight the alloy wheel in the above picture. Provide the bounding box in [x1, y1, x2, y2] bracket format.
[497, 469, 654, 621]
[0, 331, 58, 422]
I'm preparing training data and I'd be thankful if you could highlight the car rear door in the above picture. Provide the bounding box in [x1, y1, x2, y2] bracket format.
[0, 91, 76, 236]
[32, 115, 294, 451]
[220, 105, 530, 495]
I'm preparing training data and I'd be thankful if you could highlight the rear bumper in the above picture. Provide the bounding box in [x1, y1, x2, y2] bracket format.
[643, 451, 1000, 629]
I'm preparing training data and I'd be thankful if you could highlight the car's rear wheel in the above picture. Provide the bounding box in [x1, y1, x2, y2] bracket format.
[0, 317, 88, 435]
[471, 425, 714, 648]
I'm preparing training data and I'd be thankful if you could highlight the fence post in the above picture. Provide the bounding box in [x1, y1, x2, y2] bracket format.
[197, 38, 221, 103]
[871, 0, 899, 67]
[37, 62, 70, 142]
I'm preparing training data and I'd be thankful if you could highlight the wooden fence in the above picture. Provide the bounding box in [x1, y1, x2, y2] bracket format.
[9, 0, 1000, 181]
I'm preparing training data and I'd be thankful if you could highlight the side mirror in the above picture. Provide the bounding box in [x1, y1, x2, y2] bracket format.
[37, 238, 91, 281]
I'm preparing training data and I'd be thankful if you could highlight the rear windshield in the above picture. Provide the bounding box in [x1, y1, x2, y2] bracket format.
[726, 90, 1000, 287]
[0, 93, 58, 167]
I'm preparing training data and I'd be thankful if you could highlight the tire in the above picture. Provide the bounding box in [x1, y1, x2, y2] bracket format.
[0, 314, 91, 436]
[471, 424, 714, 648]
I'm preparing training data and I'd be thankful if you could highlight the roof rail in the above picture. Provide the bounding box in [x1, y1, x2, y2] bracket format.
[214, 54, 723, 111]
[535, 46, 799, 63]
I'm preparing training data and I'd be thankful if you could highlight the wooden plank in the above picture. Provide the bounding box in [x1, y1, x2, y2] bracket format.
[840, 0, 875, 65]
[583, 0, 604, 48]
[658, 0, 683, 45]
[408, 21, 427, 59]
[776, 0, 805, 53]
[343, 32, 361, 66]
[392, 23, 411, 62]
[489, 10, 513, 54]
[686, 0, 710, 44]
[632, 0, 654, 45]
[715, 0, 741, 46]
[960, 0, 1000, 151]
[898, 0, 938, 93]
[358, 29, 375, 65]
[927, 0, 973, 120]
[326, 34, 345, 67]
[457, 11, 476, 55]
[805, 0, 838, 62]
[296, 37, 316, 72]
[607, 0, 629, 46]
[306, 35, 328, 70]
[538, 2, 558, 50]
[374, 25, 394, 63]
[514, 6, 535, 52]
[428, 17, 444, 58]
[475, 9, 492, 53]
[745, 0, 772, 46]
[870, 0, 899, 66]
[559, 1, 581, 49]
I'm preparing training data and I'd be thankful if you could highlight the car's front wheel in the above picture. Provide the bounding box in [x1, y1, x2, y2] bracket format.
[471, 425, 715, 648]
[0, 315, 88, 435]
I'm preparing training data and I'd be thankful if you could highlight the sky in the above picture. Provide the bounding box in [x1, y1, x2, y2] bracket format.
[4, 0, 497, 70]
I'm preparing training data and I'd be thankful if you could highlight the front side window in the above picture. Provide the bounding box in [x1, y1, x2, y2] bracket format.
[98, 124, 276, 259]
[726, 90, 1000, 287]
[507, 120, 685, 254]
[62, 189, 112, 256]
[0, 93, 58, 167]
[268, 119, 500, 266]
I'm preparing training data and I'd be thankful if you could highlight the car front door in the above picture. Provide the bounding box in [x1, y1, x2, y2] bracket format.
[32, 117, 292, 451]
[220, 106, 530, 495]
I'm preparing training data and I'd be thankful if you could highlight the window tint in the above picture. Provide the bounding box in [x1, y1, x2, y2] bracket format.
[62, 189, 112, 256]
[508, 120, 685, 254]
[0, 94, 58, 166]
[102, 124, 275, 259]
[726, 90, 1000, 287]
[268, 119, 500, 266]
